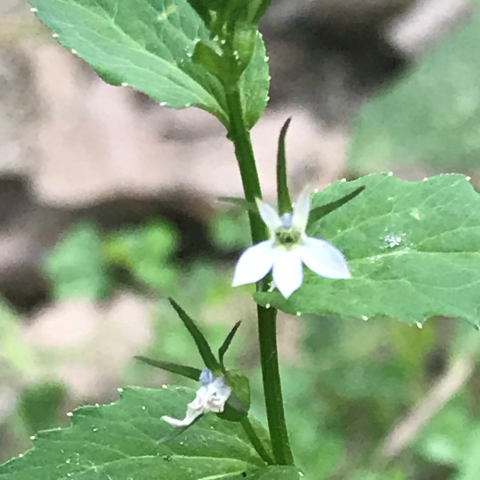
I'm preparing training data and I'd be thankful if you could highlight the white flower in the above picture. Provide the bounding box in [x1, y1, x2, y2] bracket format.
[162, 369, 231, 428]
[232, 193, 351, 298]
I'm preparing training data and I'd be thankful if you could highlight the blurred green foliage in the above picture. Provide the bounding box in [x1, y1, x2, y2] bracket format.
[105, 220, 179, 293]
[43, 223, 111, 301]
[349, 1, 480, 175]
[17, 383, 66, 435]
[208, 208, 251, 250]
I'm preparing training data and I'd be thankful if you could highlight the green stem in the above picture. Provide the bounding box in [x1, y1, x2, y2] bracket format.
[225, 87, 294, 466]
[225, 94, 265, 243]
[256, 304, 294, 465]
[241, 417, 275, 465]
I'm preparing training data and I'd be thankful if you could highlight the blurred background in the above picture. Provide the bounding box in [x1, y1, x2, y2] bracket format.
[1, 0, 480, 478]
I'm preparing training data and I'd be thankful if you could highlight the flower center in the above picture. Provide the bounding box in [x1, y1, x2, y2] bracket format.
[274, 213, 302, 248]
[274, 226, 302, 248]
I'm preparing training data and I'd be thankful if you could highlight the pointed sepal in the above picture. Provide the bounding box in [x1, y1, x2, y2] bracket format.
[308, 185, 365, 226]
[219, 321, 242, 371]
[134, 356, 202, 382]
[276, 117, 293, 215]
[168, 298, 221, 373]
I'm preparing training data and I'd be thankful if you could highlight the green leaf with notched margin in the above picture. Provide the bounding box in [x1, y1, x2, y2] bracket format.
[0, 387, 303, 479]
[29, 0, 269, 129]
[256, 173, 480, 326]
[240, 31, 269, 129]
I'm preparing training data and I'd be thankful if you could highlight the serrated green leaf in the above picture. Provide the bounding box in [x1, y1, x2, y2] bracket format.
[0, 387, 301, 479]
[31, 0, 227, 120]
[240, 31, 269, 129]
[256, 173, 480, 326]
[232, 25, 257, 71]
[30, 0, 269, 128]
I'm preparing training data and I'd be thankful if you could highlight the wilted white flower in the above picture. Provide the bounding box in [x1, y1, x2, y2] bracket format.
[162, 369, 231, 428]
[232, 193, 351, 298]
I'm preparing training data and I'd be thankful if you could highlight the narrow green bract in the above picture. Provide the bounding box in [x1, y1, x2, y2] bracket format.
[256, 174, 480, 326]
[0, 387, 301, 479]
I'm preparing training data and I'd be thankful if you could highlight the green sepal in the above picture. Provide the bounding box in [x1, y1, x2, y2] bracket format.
[218, 371, 251, 422]
[219, 321, 242, 371]
[168, 298, 221, 373]
[276, 117, 293, 215]
[307, 185, 365, 226]
[134, 356, 202, 381]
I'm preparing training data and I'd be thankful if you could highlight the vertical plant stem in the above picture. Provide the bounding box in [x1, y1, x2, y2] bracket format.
[225, 95, 265, 244]
[225, 87, 294, 466]
[256, 304, 294, 465]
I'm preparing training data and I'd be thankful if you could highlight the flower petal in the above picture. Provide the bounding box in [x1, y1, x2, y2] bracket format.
[299, 237, 351, 279]
[162, 415, 194, 427]
[232, 241, 275, 286]
[272, 249, 303, 298]
[162, 404, 203, 427]
[162, 372, 231, 428]
[292, 193, 310, 231]
[256, 199, 282, 230]
[204, 378, 231, 413]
